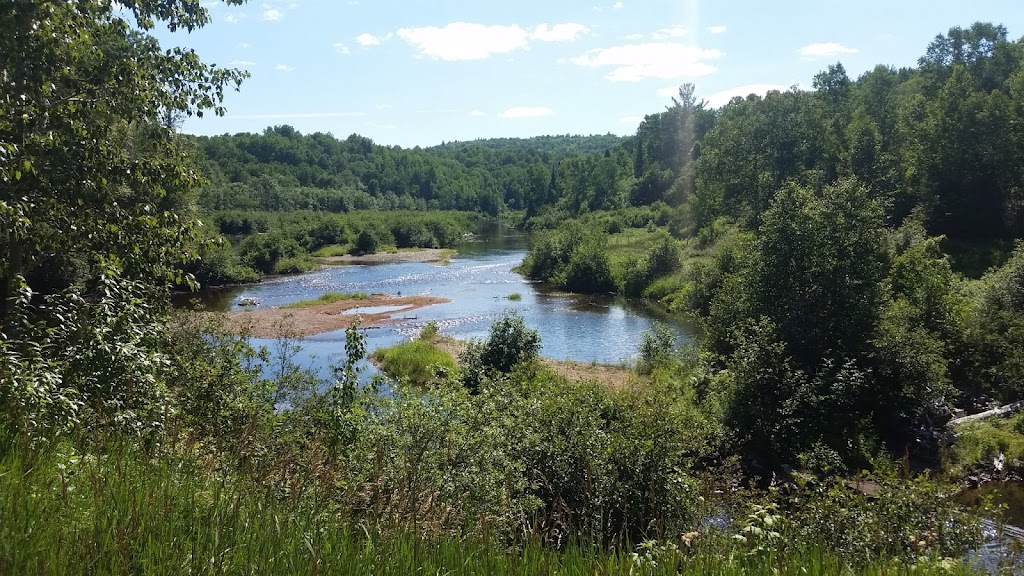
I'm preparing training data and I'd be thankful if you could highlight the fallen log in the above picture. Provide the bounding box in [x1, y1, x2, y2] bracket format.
[949, 401, 1024, 428]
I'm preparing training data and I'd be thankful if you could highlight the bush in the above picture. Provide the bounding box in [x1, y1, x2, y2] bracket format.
[352, 229, 380, 256]
[461, 312, 541, 392]
[480, 311, 541, 375]
[638, 323, 677, 375]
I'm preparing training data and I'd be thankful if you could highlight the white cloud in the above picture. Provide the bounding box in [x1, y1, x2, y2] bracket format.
[356, 33, 381, 47]
[798, 42, 857, 60]
[470, 110, 487, 117]
[224, 13, 238, 24]
[229, 60, 257, 67]
[652, 26, 685, 40]
[263, 8, 281, 21]
[707, 25, 727, 34]
[623, 33, 644, 41]
[275, 63, 294, 72]
[613, 1, 624, 7]
[702, 84, 788, 108]
[237, 42, 251, 49]
[226, 112, 365, 120]
[333, 43, 350, 55]
[498, 106, 553, 119]
[376, 104, 392, 110]
[397, 23, 530, 61]
[532, 23, 590, 42]
[619, 115, 643, 124]
[572, 42, 722, 82]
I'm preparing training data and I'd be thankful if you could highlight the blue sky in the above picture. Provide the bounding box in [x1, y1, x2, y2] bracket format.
[171, 0, 1024, 147]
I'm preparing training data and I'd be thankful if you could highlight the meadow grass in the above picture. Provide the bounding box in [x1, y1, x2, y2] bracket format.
[0, 442, 974, 576]
[312, 244, 351, 257]
[372, 339, 459, 386]
[507, 292, 522, 301]
[281, 292, 370, 308]
[951, 411, 1024, 475]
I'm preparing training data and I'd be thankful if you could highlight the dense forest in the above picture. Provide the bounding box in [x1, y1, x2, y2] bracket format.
[4, 1, 1024, 573]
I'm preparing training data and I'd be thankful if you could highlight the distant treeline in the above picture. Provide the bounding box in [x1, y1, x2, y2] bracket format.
[194, 130, 624, 217]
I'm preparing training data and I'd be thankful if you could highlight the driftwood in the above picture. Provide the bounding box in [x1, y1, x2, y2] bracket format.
[949, 401, 1024, 428]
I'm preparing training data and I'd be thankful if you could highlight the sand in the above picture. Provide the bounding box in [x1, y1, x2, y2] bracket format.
[212, 294, 451, 338]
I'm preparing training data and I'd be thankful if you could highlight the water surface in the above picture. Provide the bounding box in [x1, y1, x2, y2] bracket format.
[177, 223, 698, 379]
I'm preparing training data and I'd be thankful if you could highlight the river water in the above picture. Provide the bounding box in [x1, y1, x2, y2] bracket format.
[177, 223, 698, 379]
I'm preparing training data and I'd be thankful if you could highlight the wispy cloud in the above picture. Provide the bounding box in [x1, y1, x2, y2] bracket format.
[275, 64, 295, 72]
[573, 42, 722, 82]
[333, 43, 350, 55]
[224, 13, 239, 24]
[229, 60, 257, 67]
[798, 42, 857, 60]
[470, 109, 487, 117]
[498, 106, 554, 119]
[707, 25, 727, 34]
[263, 8, 282, 21]
[356, 33, 381, 46]
[613, 1, 624, 8]
[532, 23, 590, 42]
[652, 26, 685, 40]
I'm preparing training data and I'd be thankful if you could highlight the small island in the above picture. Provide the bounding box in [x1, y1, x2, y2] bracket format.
[216, 292, 451, 338]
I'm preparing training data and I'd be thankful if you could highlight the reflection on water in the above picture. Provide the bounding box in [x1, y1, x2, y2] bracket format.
[960, 482, 1024, 574]
[174, 222, 698, 379]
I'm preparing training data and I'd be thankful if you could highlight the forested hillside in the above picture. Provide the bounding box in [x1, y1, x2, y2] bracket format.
[4, 2, 1023, 572]
[195, 129, 623, 215]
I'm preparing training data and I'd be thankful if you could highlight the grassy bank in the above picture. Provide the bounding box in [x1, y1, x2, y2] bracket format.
[372, 338, 460, 386]
[0, 442, 978, 576]
[281, 291, 370, 308]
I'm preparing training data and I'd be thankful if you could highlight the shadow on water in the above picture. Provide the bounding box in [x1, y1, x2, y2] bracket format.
[960, 482, 1024, 573]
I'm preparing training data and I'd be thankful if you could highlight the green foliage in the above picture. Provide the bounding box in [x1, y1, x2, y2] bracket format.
[373, 340, 459, 387]
[353, 228, 381, 256]
[967, 243, 1024, 400]
[521, 222, 615, 293]
[506, 292, 522, 301]
[0, 441, 980, 575]
[480, 311, 542, 375]
[638, 323, 677, 375]
[282, 292, 370, 308]
[951, 411, 1024, 475]
[419, 320, 440, 340]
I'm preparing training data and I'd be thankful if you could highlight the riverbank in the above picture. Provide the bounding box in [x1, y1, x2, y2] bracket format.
[210, 293, 451, 338]
[411, 334, 642, 391]
[316, 248, 456, 265]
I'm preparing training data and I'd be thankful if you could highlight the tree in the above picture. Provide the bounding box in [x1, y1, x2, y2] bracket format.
[0, 0, 247, 439]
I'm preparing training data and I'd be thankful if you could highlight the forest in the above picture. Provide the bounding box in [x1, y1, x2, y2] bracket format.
[3, 1, 1024, 573]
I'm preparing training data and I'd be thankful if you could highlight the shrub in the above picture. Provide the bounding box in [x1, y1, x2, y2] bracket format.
[480, 311, 541, 375]
[638, 323, 677, 375]
[352, 229, 380, 256]
[461, 312, 541, 392]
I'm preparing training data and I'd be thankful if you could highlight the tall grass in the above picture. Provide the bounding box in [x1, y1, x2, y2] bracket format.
[0, 442, 974, 575]
[281, 292, 370, 308]
[372, 339, 459, 386]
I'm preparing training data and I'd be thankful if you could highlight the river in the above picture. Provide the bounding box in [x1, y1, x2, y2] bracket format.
[176, 222, 698, 380]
